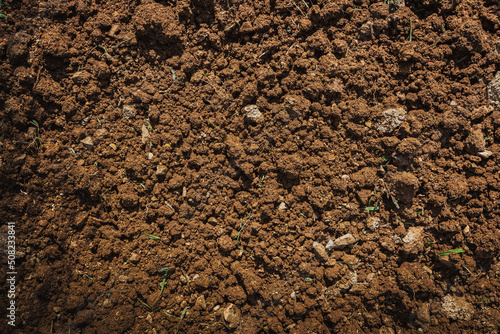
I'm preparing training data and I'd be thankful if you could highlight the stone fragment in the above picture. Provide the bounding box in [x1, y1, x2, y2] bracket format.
[478, 150, 493, 158]
[118, 275, 134, 283]
[402, 226, 424, 254]
[12, 154, 26, 165]
[488, 72, 500, 107]
[141, 123, 151, 144]
[244, 105, 262, 123]
[93, 128, 107, 144]
[278, 202, 288, 210]
[325, 234, 356, 250]
[465, 129, 486, 154]
[129, 253, 139, 264]
[441, 295, 474, 321]
[81, 137, 94, 150]
[312, 242, 329, 261]
[109, 143, 117, 150]
[123, 105, 136, 119]
[156, 165, 167, 176]
[218, 235, 234, 252]
[223, 303, 241, 329]
[375, 107, 407, 133]
[74, 310, 94, 326]
[366, 217, 380, 231]
[194, 295, 206, 310]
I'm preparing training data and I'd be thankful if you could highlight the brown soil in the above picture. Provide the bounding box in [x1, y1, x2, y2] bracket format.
[1, 0, 500, 333]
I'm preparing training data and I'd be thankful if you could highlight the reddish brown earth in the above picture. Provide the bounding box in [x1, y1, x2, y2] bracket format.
[1, 0, 500, 333]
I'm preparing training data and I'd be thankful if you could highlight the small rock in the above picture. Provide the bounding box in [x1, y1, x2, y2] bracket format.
[109, 143, 117, 150]
[93, 128, 108, 143]
[375, 107, 407, 133]
[123, 105, 136, 119]
[488, 72, 500, 107]
[74, 310, 94, 326]
[402, 226, 424, 254]
[366, 217, 380, 231]
[213, 305, 220, 312]
[326, 234, 356, 250]
[141, 123, 151, 144]
[341, 174, 350, 182]
[81, 137, 94, 150]
[102, 299, 113, 308]
[12, 154, 26, 165]
[278, 202, 288, 210]
[441, 295, 474, 321]
[129, 253, 139, 264]
[223, 303, 241, 329]
[148, 152, 154, 160]
[118, 275, 134, 283]
[463, 225, 470, 236]
[312, 242, 329, 261]
[156, 165, 167, 176]
[218, 235, 234, 252]
[53, 306, 61, 313]
[465, 129, 486, 154]
[478, 150, 493, 158]
[394, 0, 405, 6]
[194, 295, 206, 310]
[145, 313, 153, 324]
[415, 303, 431, 325]
[244, 105, 262, 123]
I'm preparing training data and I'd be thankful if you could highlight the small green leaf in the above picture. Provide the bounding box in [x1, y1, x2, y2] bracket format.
[439, 249, 464, 256]
[143, 232, 160, 240]
[180, 307, 188, 320]
[0, 14, 6, 19]
[304, 277, 313, 283]
[364, 206, 379, 211]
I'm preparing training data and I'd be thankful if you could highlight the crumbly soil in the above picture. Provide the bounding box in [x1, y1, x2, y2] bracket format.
[1, 0, 500, 333]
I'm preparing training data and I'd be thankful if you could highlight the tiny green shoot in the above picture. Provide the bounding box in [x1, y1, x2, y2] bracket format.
[304, 277, 313, 283]
[439, 249, 464, 257]
[159, 267, 170, 294]
[485, 137, 491, 141]
[137, 298, 158, 312]
[84, 273, 93, 280]
[180, 268, 190, 287]
[364, 206, 379, 211]
[143, 232, 160, 240]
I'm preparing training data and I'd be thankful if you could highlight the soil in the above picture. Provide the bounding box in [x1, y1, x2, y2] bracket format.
[1, 0, 500, 333]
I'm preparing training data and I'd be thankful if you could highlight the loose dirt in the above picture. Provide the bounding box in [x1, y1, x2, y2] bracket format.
[1, 0, 500, 333]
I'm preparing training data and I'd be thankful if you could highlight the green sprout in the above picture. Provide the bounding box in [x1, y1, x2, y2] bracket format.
[439, 249, 464, 257]
[159, 267, 170, 294]
[364, 206, 379, 211]
[143, 232, 160, 240]
[304, 277, 313, 283]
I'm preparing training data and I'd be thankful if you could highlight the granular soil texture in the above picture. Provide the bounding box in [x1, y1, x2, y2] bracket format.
[1, 0, 500, 333]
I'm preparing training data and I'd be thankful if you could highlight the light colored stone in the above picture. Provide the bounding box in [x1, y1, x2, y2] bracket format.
[223, 303, 240, 329]
[478, 150, 493, 158]
[156, 164, 167, 176]
[312, 242, 329, 261]
[278, 202, 288, 210]
[488, 72, 500, 107]
[366, 217, 380, 231]
[402, 226, 424, 254]
[103, 299, 113, 308]
[123, 105, 136, 118]
[81, 137, 94, 150]
[375, 107, 407, 133]
[244, 105, 262, 123]
[194, 295, 206, 310]
[129, 253, 139, 264]
[93, 128, 108, 143]
[12, 154, 26, 165]
[441, 295, 474, 321]
[118, 275, 134, 283]
[141, 123, 151, 144]
[326, 234, 356, 250]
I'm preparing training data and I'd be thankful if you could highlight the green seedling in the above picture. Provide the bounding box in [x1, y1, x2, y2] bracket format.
[0, 13, 5, 19]
[97, 117, 102, 127]
[143, 232, 160, 240]
[235, 212, 253, 250]
[485, 137, 492, 141]
[439, 249, 464, 256]
[299, 212, 307, 218]
[84, 273, 93, 280]
[364, 206, 379, 211]
[159, 267, 170, 294]
[304, 277, 313, 283]
[138, 183, 145, 189]
[137, 298, 159, 312]
[164, 307, 189, 334]
[29, 120, 44, 149]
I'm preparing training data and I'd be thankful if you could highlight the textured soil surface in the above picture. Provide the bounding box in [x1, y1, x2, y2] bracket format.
[1, 0, 500, 333]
